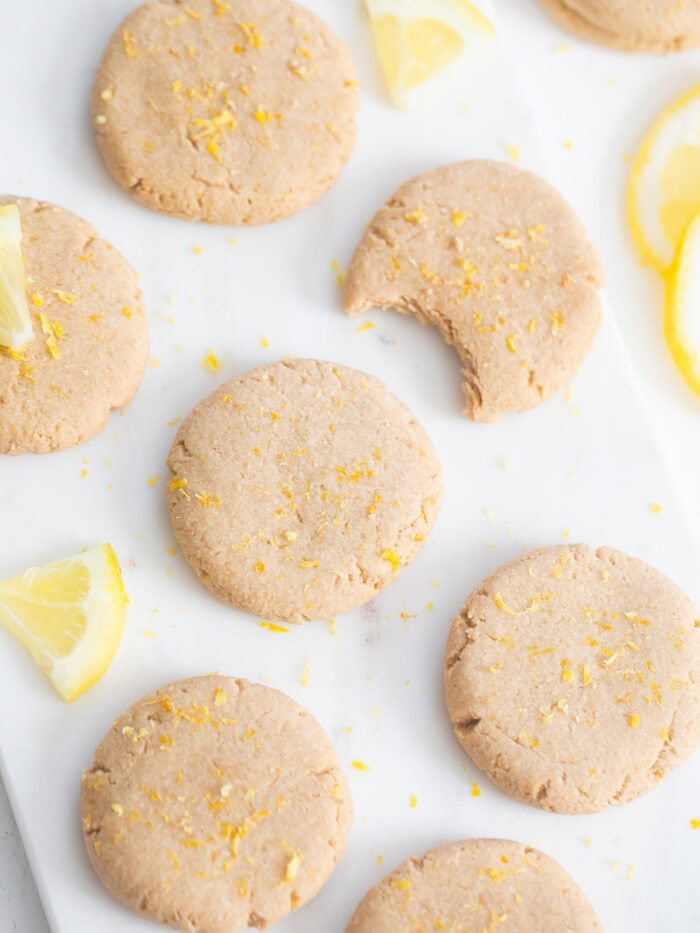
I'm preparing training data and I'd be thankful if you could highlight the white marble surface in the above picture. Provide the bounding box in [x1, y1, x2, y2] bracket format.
[1, 1, 699, 931]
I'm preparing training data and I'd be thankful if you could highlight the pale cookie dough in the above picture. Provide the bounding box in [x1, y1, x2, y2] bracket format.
[538, 0, 700, 53]
[81, 675, 352, 933]
[346, 838, 600, 932]
[445, 545, 700, 814]
[167, 359, 442, 623]
[92, 0, 359, 224]
[343, 160, 602, 422]
[0, 196, 148, 455]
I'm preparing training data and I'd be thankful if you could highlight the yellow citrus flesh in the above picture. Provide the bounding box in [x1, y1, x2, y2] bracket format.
[628, 84, 700, 274]
[665, 212, 700, 397]
[0, 545, 128, 702]
[365, 0, 495, 106]
[0, 204, 33, 350]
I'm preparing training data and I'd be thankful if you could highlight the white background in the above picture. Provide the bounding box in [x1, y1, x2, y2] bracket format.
[1, 0, 699, 931]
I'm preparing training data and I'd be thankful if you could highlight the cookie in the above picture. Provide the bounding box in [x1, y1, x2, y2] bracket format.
[445, 544, 700, 814]
[538, 0, 700, 53]
[0, 196, 148, 455]
[346, 838, 600, 932]
[343, 160, 602, 422]
[92, 0, 359, 224]
[81, 675, 352, 933]
[167, 359, 442, 623]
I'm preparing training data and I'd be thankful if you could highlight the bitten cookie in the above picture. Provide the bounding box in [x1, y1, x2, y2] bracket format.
[0, 196, 148, 455]
[167, 359, 442, 623]
[538, 0, 700, 53]
[92, 0, 359, 224]
[444, 544, 700, 814]
[81, 675, 352, 933]
[343, 160, 602, 422]
[346, 839, 600, 932]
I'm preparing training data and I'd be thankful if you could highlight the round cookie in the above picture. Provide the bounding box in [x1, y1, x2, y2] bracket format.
[538, 0, 700, 53]
[444, 544, 700, 814]
[0, 196, 148, 455]
[81, 675, 352, 933]
[342, 160, 602, 422]
[346, 839, 600, 932]
[166, 359, 442, 623]
[92, 0, 359, 224]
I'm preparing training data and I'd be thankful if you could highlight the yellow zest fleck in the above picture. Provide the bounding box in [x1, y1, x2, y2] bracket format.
[254, 561, 266, 574]
[506, 143, 520, 162]
[351, 760, 371, 772]
[50, 289, 76, 304]
[100, 88, 113, 101]
[391, 879, 412, 891]
[624, 611, 651, 627]
[122, 29, 138, 57]
[201, 350, 221, 373]
[195, 491, 221, 508]
[452, 209, 466, 226]
[409, 794, 417, 808]
[259, 621, 288, 633]
[184, 5, 202, 18]
[357, 321, 375, 332]
[283, 851, 301, 883]
[189, 110, 236, 162]
[551, 311, 564, 334]
[405, 208, 428, 224]
[581, 664, 592, 686]
[506, 334, 517, 353]
[690, 819, 700, 830]
[471, 781, 481, 798]
[239, 21, 263, 47]
[30, 292, 44, 307]
[650, 502, 664, 514]
[146, 475, 160, 487]
[629, 714, 641, 728]
[330, 259, 345, 287]
[659, 726, 670, 741]
[254, 104, 274, 123]
[168, 477, 188, 491]
[382, 549, 401, 572]
[38, 314, 63, 359]
[212, 0, 231, 15]
[260, 336, 269, 348]
[298, 559, 320, 568]
[111, 803, 124, 816]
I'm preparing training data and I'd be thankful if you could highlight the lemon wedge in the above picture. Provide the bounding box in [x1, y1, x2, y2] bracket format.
[0, 203, 33, 350]
[364, 0, 495, 106]
[665, 211, 700, 397]
[628, 84, 700, 274]
[0, 545, 128, 702]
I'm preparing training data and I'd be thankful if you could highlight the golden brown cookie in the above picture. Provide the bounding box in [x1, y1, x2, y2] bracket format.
[0, 196, 148, 454]
[92, 0, 359, 224]
[538, 0, 700, 52]
[166, 359, 442, 623]
[343, 161, 602, 422]
[445, 545, 700, 813]
[346, 839, 600, 932]
[81, 675, 352, 933]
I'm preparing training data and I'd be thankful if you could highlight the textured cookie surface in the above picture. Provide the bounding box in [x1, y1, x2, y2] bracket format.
[0, 196, 148, 455]
[445, 545, 700, 813]
[81, 675, 352, 933]
[93, 0, 358, 224]
[343, 160, 602, 422]
[538, 0, 700, 52]
[167, 359, 442, 622]
[346, 838, 600, 932]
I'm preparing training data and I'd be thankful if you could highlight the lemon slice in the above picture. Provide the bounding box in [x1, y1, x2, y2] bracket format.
[0, 545, 128, 702]
[665, 211, 700, 397]
[364, 0, 495, 106]
[628, 84, 700, 274]
[0, 203, 33, 350]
